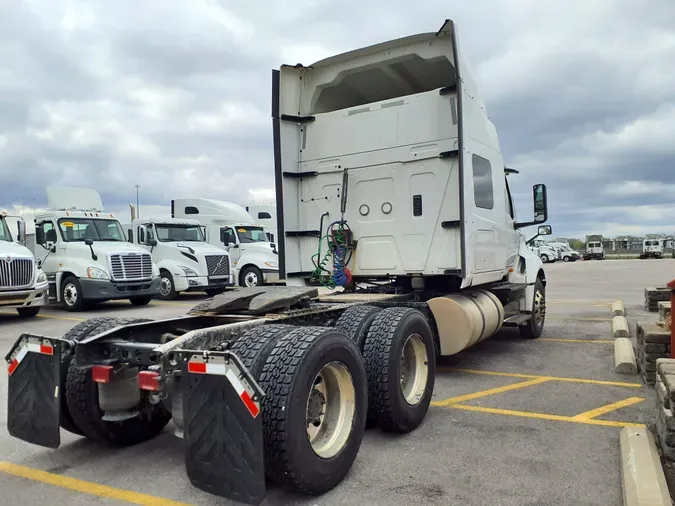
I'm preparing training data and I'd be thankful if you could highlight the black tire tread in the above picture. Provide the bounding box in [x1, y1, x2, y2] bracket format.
[229, 324, 293, 380]
[362, 307, 434, 432]
[519, 279, 546, 339]
[64, 317, 171, 445]
[334, 305, 382, 351]
[259, 326, 364, 494]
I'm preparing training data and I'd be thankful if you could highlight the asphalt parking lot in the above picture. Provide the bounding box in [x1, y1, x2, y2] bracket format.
[1, 259, 672, 505]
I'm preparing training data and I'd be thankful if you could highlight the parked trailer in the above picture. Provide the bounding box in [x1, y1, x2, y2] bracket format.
[5, 20, 551, 505]
[640, 239, 664, 259]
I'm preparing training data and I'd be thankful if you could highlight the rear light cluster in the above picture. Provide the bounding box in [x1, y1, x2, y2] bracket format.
[91, 365, 160, 391]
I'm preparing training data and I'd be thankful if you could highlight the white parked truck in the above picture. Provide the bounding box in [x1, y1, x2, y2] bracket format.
[246, 203, 278, 243]
[583, 234, 605, 260]
[528, 239, 558, 264]
[548, 242, 580, 262]
[6, 20, 551, 505]
[171, 198, 280, 287]
[640, 238, 664, 259]
[127, 208, 234, 299]
[0, 213, 49, 317]
[31, 186, 161, 311]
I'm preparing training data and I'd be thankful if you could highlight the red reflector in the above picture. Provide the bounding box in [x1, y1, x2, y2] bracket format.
[138, 371, 160, 391]
[187, 362, 207, 374]
[40, 345, 53, 356]
[241, 390, 260, 418]
[92, 365, 113, 383]
[7, 359, 19, 376]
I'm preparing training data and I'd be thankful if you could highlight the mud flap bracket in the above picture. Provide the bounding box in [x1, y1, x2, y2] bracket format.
[6, 333, 62, 449]
[181, 349, 266, 505]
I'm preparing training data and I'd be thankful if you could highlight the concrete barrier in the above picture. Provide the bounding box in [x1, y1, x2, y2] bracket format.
[614, 338, 637, 374]
[612, 300, 626, 317]
[620, 426, 671, 506]
[613, 315, 630, 338]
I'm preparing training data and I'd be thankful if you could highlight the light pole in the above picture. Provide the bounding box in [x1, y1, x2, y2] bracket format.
[135, 185, 140, 218]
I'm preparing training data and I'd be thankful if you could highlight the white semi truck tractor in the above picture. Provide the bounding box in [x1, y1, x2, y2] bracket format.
[5, 20, 551, 505]
[31, 186, 161, 311]
[0, 213, 49, 317]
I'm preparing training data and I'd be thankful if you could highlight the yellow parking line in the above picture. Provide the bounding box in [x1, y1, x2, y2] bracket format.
[446, 404, 645, 428]
[572, 397, 645, 421]
[432, 377, 551, 406]
[443, 367, 642, 388]
[0, 311, 85, 322]
[0, 462, 191, 505]
[539, 338, 613, 344]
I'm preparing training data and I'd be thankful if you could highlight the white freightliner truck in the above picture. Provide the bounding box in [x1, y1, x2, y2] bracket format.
[5, 21, 551, 505]
[528, 239, 558, 264]
[0, 213, 50, 317]
[126, 207, 234, 299]
[171, 198, 280, 287]
[31, 186, 161, 311]
[548, 242, 580, 262]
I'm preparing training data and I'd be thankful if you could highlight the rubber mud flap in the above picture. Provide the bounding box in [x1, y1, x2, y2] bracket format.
[182, 351, 265, 505]
[6, 334, 62, 448]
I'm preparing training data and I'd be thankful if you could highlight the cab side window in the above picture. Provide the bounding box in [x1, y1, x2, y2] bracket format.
[36, 221, 57, 247]
[472, 154, 494, 210]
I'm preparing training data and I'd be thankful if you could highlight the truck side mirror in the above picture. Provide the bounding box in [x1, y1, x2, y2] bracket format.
[538, 225, 552, 236]
[45, 228, 57, 243]
[16, 220, 26, 244]
[36, 227, 44, 245]
[148, 239, 158, 247]
[533, 184, 548, 223]
[128, 229, 133, 243]
[84, 238, 94, 246]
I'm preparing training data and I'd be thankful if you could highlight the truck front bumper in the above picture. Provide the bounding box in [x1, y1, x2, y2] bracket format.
[0, 283, 49, 309]
[79, 278, 161, 300]
[184, 275, 235, 292]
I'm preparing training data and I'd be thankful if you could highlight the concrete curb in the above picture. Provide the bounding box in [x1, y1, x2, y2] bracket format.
[613, 315, 630, 338]
[612, 300, 626, 317]
[615, 338, 637, 374]
[620, 426, 671, 506]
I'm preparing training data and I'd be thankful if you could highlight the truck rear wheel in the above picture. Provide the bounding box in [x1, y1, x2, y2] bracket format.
[229, 324, 294, 379]
[334, 305, 383, 351]
[64, 317, 171, 446]
[362, 307, 435, 433]
[259, 326, 367, 495]
[519, 278, 546, 339]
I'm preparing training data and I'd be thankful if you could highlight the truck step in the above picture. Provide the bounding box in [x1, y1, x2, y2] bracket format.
[503, 313, 531, 325]
[489, 282, 528, 292]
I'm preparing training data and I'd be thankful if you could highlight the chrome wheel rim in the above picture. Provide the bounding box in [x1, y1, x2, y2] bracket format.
[400, 333, 429, 406]
[533, 289, 546, 326]
[244, 271, 259, 287]
[306, 361, 355, 459]
[159, 276, 172, 297]
[64, 283, 78, 306]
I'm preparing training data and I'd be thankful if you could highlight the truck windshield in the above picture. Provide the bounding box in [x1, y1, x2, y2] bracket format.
[235, 226, 267, 244]
[58, 218, 126, 242]
[155, 224, 205, 242]
[0, 218, 12, 242]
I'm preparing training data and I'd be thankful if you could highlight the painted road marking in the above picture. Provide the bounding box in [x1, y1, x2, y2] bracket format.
[441, 367, 642, 388]
[547, 316, 614, 322]
[104, 299, 196, 308]
[0, 311, 85, 322]
[572, 397, 645, 421]
[432, 377, 551, 407]
[0, 462, 191, 506]
[539, 338, 613, 344]
[446, 404, 645, 428]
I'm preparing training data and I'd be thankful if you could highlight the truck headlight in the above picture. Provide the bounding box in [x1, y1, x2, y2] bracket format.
[264, 261, 278, 269]
[87, 266, 110, 280]
[37, 271, 47, 283]
[180, 266, 198, 277]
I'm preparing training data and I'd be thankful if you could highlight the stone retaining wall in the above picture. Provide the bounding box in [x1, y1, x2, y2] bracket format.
[646, 287, 671, 312]
[654, 360, 675, 467]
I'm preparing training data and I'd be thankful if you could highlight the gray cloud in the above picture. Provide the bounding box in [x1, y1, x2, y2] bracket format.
[1, 0, 674, 241]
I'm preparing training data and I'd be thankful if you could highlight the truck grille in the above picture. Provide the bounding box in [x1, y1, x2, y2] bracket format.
[206, 255, 229, 277]
[109, 253, 153, 281]
[0, 258, 33, 288]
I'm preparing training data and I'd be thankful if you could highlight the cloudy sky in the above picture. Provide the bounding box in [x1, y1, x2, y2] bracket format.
[0, 0, 674, 239]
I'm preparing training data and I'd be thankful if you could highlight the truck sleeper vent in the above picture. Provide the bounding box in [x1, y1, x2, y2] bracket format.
[413, 195, 423, 217]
